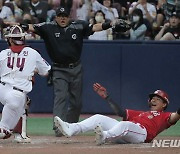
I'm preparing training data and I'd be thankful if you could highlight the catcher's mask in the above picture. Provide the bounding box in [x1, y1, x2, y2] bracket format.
[5, 25, 26, 46]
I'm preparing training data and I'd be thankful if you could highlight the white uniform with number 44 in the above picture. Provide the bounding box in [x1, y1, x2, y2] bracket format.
[0, 46, 51, 131]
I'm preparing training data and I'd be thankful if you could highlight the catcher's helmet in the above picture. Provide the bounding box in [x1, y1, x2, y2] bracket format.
[5, 25, 26, 45]
[149, 90, 169, 104]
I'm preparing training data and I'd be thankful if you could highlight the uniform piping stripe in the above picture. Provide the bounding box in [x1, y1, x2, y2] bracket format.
[106, 129, 146, 142]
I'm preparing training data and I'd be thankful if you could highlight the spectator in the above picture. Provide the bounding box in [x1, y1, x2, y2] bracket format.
[153, 0, 167, 29]
[129, 0, 157, 39]
[164, 0, 180, 19]
[76, 0, 91, 21]
[126, 8, 147, 40]
[25, 0, 51, 23]
[88, 10, 112, 40]
[0, 0, 15, 22]
[129, 0, 157, 25]
[113, 0, 128, 18]
[48, 0, 81, 20]
[0, 0, 16, 39]
[92, 0, 119, 21]
[12, 0, 23, 22]
[155, 11, 180, 40]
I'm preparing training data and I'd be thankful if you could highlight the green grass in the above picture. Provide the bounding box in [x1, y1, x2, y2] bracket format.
[159, 120, 180, 136]
[27, 117, 54, 136]
[27, 117, 180, 137]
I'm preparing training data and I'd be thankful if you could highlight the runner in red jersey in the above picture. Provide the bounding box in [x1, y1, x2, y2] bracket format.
[125, 109, 172, 142]
[53, 83, 180, 145]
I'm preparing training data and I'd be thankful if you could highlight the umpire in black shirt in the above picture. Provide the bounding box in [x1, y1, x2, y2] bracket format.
[21, 6, 120, 137]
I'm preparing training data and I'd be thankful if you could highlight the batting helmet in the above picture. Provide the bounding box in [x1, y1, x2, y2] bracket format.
[149, 90, 169, 104]
[5, 25, 26, 45]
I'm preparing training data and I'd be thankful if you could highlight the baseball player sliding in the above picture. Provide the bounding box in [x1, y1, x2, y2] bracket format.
[0, 25, 51, 141]
[54, 83, 180, 145]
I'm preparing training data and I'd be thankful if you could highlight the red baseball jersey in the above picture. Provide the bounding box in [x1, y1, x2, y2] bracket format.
[124, 109, 173, 142]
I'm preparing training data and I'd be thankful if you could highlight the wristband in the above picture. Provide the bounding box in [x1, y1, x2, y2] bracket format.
[105, 94, 109, 100]
[177, 108, 180, 115]
[102, 22, 112, 30]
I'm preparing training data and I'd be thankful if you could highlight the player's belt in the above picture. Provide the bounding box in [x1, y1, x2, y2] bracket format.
[0, 80, 24, 93]
[13, 87, 24, 93]
[53, 60, 80, 69]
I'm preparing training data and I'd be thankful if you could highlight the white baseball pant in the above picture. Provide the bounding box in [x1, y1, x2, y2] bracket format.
[68, 114, 147, 143]
[0, 83, 26, 131]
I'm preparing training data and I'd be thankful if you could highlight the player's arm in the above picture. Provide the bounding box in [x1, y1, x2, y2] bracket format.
[168, 108, 180, 124]
[92, 22, 112, 32]
[93, 83, 126, 118]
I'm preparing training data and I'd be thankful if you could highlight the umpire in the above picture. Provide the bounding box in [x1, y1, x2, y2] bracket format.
[20, 6, 125, 136]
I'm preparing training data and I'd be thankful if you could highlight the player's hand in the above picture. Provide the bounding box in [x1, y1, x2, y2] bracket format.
[93, 83, 108, 99]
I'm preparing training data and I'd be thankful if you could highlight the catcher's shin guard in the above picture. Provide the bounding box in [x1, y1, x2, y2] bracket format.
[13, 113, 31, 143]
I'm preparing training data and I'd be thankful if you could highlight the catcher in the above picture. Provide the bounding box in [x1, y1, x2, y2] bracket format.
[0, 25, 51, 141]
[54, 83, 180, 145]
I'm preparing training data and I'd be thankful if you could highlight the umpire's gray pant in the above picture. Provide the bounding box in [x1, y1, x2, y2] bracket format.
[52, 63, 83, 124]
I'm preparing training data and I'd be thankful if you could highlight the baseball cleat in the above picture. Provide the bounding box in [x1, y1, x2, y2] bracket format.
[14, 133, 31, 143]
[54, 116, 73, 137]
[94, 125, 105, 145]
[0, 128, 12, 139]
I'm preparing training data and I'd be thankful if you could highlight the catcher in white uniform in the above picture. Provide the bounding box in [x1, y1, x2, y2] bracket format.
[0, 25, 51, 141]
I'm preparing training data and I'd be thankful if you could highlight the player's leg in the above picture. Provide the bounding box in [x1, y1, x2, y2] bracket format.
[0, 88, 26, 139]
[0, 84, 12, 139]
[95, 121, 147, 145]
[54, 114, 119, 137]
[66, 64, 83, 123]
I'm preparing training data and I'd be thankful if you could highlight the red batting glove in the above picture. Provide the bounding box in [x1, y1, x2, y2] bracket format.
[93, 83, 108, 99]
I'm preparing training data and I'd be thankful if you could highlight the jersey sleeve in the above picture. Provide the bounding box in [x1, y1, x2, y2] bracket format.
[163, 112, 175, 127]
[35, 51, 51, 76]
[33, 22, 49, 37]
[124, 109, 144, 121]
[81, 20, 94, 37]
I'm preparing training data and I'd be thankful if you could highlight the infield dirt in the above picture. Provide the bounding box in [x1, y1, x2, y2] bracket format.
[0, 135, 179, 154]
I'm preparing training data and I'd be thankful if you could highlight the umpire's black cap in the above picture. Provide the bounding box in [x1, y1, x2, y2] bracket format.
[56, 7, 70, 16]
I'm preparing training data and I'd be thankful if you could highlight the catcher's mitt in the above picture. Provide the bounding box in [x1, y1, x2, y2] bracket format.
[112, 19, 131, 32]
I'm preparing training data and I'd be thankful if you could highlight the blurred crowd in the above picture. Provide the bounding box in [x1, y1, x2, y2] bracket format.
[0, 0, 180, 41]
